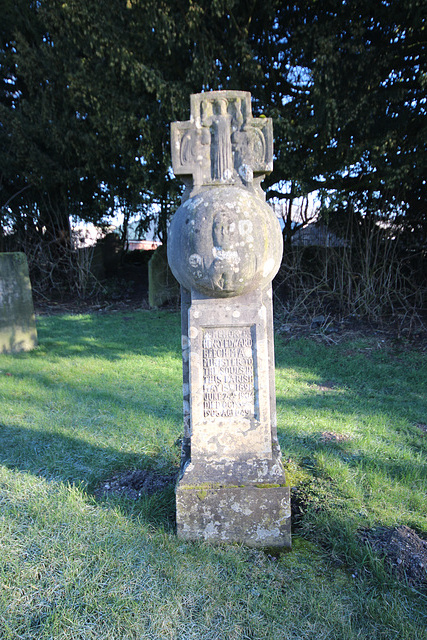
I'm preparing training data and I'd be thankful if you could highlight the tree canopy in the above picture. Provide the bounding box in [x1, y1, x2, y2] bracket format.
[276, 0, 426, 240]
[1, 0, 425, 250]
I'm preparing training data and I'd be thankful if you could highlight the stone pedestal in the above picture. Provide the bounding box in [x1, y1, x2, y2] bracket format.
[177, 475, 290, 548]
[168, 91, 290, 548]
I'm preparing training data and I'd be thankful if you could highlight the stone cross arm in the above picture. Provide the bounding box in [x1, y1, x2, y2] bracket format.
[171, 90, 273, 191]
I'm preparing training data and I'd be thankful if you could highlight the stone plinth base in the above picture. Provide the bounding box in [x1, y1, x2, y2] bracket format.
[176, 462, 291, 549]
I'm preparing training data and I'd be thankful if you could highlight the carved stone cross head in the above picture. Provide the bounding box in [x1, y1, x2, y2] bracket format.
[171, 91, 273, 196]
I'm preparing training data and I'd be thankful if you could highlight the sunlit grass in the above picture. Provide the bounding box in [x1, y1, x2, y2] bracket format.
[0, 309, 426, 639]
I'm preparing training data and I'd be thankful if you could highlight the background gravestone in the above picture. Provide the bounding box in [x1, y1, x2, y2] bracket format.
[148, 245, 180, 308]
[168, 91, 291, 548]
[0, 252, 38, 353]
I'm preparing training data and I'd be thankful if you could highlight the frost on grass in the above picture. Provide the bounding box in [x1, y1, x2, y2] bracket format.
[360, 525, 427, 588]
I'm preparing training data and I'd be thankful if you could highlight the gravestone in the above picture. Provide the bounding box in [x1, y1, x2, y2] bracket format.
[148, 245, 180, 308]
[168, 91, 291, 548]
[0, 252, 38, 353]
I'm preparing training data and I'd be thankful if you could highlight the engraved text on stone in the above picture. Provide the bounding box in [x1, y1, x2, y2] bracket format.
[202, 327, 255, 418]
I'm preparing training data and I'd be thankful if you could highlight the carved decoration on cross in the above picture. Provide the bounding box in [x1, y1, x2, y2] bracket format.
[171, 91, 273, 197]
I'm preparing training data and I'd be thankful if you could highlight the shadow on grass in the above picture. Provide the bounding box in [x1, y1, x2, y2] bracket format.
[0, 311, 186, 531]
[275, 386, 427, 479]
[0, 421, 179, 531]
[2, 310, 426, 539]
[1, 364, 183, 425]
[34, 310, 182, 362]
[274, 336, 427, 485]
[276, 395, 427, 484]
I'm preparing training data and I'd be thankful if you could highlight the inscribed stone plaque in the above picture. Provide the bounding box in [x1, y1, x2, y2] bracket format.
[202, 326, 256, 419]
[0, 252, 37, 353]
[188, 292, 272, 462]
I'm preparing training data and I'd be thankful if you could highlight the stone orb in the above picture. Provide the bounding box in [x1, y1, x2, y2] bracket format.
[167, 186, 283, 297]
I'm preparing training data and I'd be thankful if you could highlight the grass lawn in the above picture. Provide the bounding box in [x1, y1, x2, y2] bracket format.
[0, 309, 426, 639]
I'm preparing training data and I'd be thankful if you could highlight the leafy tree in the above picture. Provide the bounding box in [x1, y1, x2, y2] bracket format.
[1, 0, 425, 270]
[265, 0, 426, 243]
[1, 0, 279, 247]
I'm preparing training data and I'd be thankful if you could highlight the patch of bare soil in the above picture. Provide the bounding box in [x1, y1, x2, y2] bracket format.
[34, 278, 151, 316]
[313, 381, 336, 392]
[275, 312, 427, 350]
[35, 296, 151, 316]
[95, 469, 178, 501]
[35, 283, 426, 350]
[319, 431, 352, 443]
[360, 525, 427, 588]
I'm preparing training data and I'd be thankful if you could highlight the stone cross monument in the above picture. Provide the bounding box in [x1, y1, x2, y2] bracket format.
[168, 91, 291, 548]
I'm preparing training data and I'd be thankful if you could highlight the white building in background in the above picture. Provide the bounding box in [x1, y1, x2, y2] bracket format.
[123, 219, 161, 251]
[127, 239, 161, 251]
[291, 222, 348, 247]
[71, 219, 161, 251]
[270, 195, 349, 247]
[71, 222, 109, 249]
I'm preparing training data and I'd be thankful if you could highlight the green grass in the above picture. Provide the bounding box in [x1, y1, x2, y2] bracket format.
[0, 309, 426, 639]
